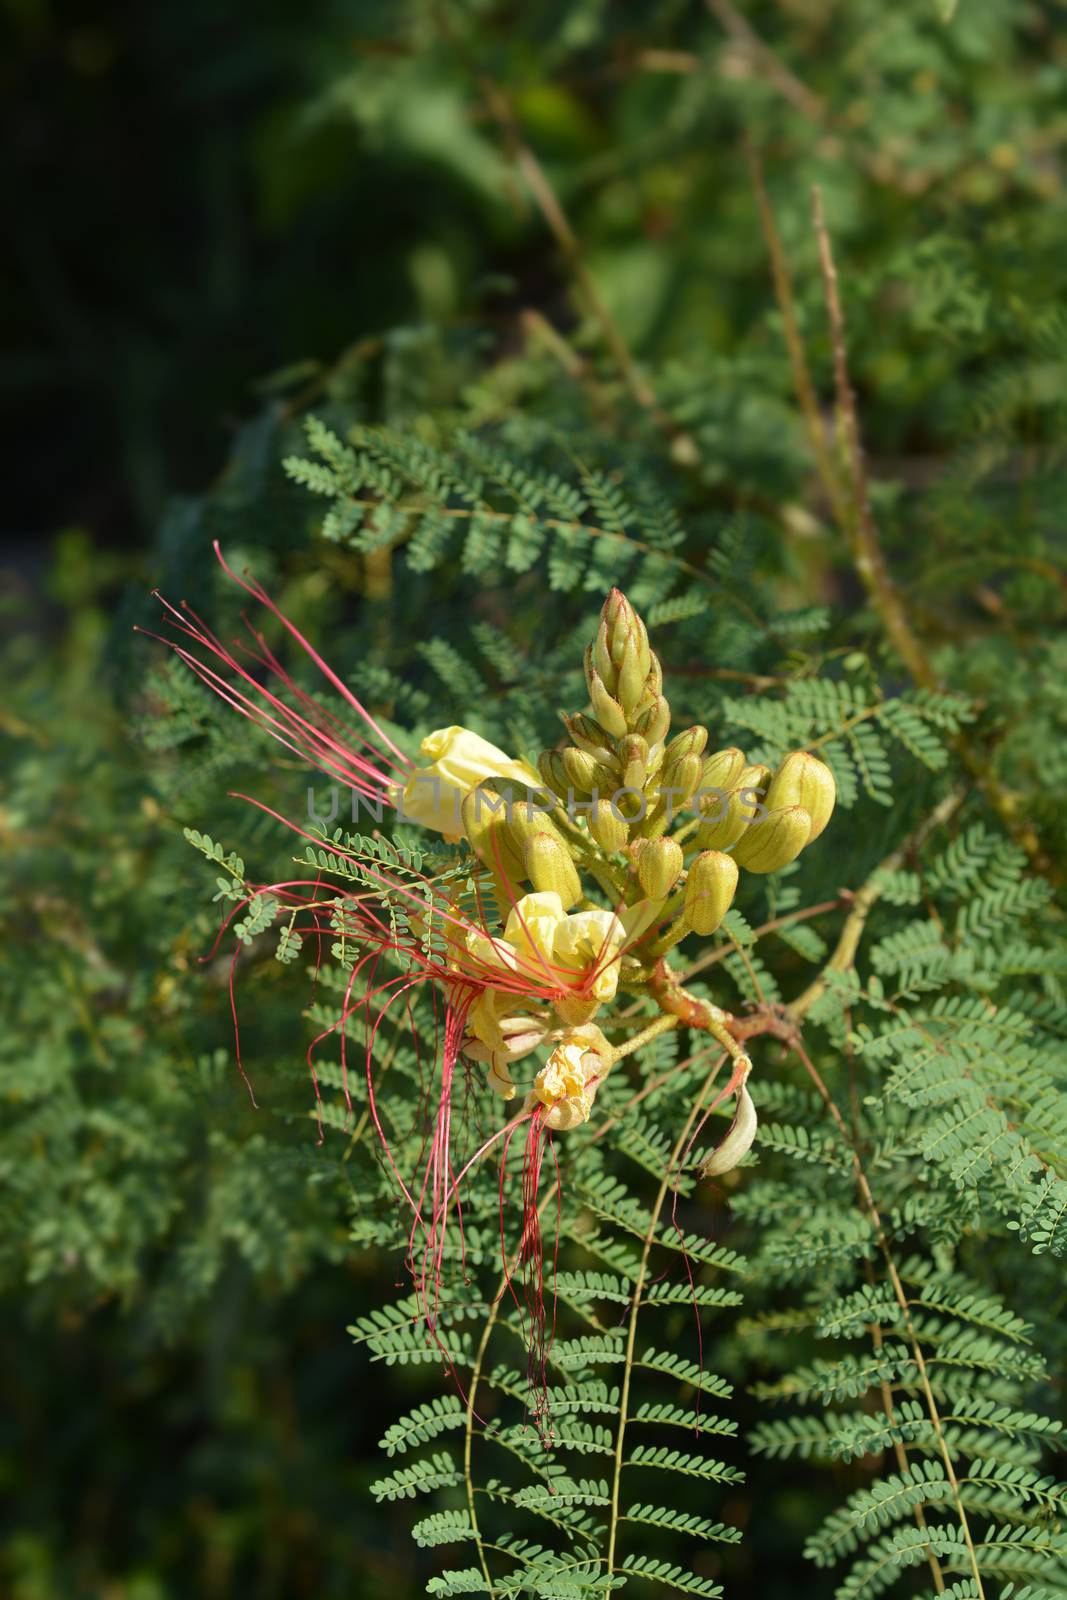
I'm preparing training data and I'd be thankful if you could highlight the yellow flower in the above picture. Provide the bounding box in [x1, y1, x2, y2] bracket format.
[399, 725, 540, 840]
[464, 890, 565, 978]
[552, 909, 625, 1003]
[465, 991, 549, 1060]
[465, 893, 624, 1006]
[525, 1025, 611, 1130]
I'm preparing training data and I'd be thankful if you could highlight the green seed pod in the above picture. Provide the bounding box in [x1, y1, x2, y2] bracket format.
[525, 831, 582, 909]
[684, 850, 739, 936]
[636, 836, 683, 899]
[730, 804, 811, 873]
[585, 652, 628, 739]
[764, 750, 837, 844]
[538, 749, 572, 801]
[588, 798, 629, 853]
[699, 1076, 757, 1178]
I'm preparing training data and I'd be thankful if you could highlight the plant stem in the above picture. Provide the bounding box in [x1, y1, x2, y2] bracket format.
[602, 1054, 728, 1594]
[607, 1010, 680, 1066]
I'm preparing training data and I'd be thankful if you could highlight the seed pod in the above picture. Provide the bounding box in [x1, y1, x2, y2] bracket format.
[764, 750, 836, 844]
[618, 732, 649, 792]
[564, 713, 620, 769]
[585, 653, 628, 738]
[731, 804, 811, 873]
[699, 1076, 757, 1177]
[538, 749, 572, 802]
[636, 836, 683, 899]
[525, 831, 582, 909]
[588, 798, 629, 854]
[684, 850, 739, 935]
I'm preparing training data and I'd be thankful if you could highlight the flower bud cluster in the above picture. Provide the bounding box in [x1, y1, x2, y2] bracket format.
[696, 746, 836, 874]
[400, 591, 837, 1135]
[539, 589, 709, 852]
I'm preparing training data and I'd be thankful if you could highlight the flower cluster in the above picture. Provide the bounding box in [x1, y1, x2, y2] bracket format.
[150, 551, 837, 1174]
[395, 595, 836, 1134]
[149, 551, 842, 1385]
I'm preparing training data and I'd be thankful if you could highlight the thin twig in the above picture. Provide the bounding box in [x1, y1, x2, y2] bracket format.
[704, 0, 825, 121]
[789, 788, 965, 1021]
[602, 1054, 728, 1594]
[812, 188, 933, 689]
[809, 190, 1046, 870]
[476, 75, 658, 415]
[748, 145, 850, 530]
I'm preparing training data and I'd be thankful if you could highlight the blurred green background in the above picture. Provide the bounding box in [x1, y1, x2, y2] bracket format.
[4, 2, 1066, 1595]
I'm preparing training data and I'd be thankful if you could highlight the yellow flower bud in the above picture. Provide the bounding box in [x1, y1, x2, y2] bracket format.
[684, 850, 739, 935]
[661, 752, 703, 804]
[663, 725, 709, 767]
[588, 799, 629, 853]
[698, 763, 769, 850]
[461, 787, 527, 884]
[525, 832, 582, 911]
[603, 590, 648, 667]
[593, 619, 616, 693]
[538, 749, 571, 801]
[585, 654, 628, 739]
[564, 713, 620, 770]
[700, 746, 747, 793]
[636, 836, 684, 900]
[618, 733, 649, 792]
[617, 632, 646, 716]
[562, 746, 600, 794]
[633, 694, 670, 747]
[764, 751, 837, 844]
[730, 804, 811, 873]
